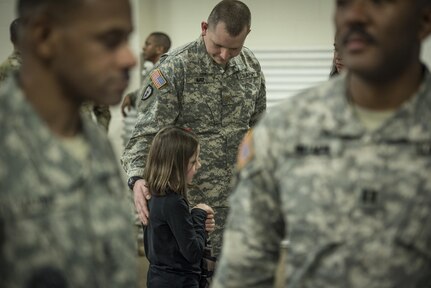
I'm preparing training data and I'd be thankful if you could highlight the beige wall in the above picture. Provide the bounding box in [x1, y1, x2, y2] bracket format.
[137, 0, 336, 50]
[135, 1, 431, 70]
[1, 0, 431, 79]
[0, 0, 16, 61]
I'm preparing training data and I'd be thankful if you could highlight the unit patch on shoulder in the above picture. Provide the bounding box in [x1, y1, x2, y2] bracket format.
[236, 130, 255, 171]
[142, 85, 153, 101]
[150, 69, 167, 89]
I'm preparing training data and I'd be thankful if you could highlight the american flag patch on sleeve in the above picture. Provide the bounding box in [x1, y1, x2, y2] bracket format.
[150, 69, 167, 89]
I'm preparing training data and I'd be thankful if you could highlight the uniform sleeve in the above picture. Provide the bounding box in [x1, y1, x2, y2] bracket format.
[249, 71, 266, 127]
[212, 125, 284, 288]
[164, 197, 207, 264]
[121, 61, 182, 178]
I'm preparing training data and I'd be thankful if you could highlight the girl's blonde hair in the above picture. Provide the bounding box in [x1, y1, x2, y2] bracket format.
[144, 126, 199, 200]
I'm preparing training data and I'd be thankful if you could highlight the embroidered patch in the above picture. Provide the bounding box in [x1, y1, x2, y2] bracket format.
[142, 85, 153, 101]
[236, 130, 255, 170]
[150, 69, 167, 89]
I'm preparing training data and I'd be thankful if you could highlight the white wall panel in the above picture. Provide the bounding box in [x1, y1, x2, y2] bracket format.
[254, 48, 333, 107]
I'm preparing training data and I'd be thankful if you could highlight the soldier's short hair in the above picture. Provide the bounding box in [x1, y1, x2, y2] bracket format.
[207, 0, 251, 36]
[150, 32, 172, 53]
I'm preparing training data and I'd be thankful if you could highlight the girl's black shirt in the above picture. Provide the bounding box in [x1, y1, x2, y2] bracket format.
[144, 189, 207, 276]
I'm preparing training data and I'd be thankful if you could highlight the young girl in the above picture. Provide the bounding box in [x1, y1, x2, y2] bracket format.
[143, 126, 214, 288]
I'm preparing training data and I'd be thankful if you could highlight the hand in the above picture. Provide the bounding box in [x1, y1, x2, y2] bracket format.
[193, 204, 215, 233]
[133, 179, 151, 225]
[121, 93, 133, 117]
[205, 213, 215, 234]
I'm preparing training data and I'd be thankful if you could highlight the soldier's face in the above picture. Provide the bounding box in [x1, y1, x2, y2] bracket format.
[335, 0, 431, 82]
[202, 21, 249, 67]
[50, 0, 136, 105]
[142, 35, 160, 63]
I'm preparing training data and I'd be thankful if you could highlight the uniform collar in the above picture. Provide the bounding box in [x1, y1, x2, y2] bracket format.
[377, 67, 431, 142]
[197, 36, 246, 75]
[3, 75, 116, 188]
[323, 67, 431, 142]
[320, 75, 365, 138]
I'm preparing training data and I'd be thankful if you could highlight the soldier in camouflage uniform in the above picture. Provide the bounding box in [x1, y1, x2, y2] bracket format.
[0, 0, 137, 287]
[0, 18, 22, 84]
[213, 0, 431, 287]
[121, 0, 266, 257]
[121, 32, 172, 117]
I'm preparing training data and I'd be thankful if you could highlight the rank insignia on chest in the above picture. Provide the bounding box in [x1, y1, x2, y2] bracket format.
[150, 68, 167, 89]
[358, 187, 381, 211]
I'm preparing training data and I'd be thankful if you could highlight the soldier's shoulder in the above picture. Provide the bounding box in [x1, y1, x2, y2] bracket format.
[0, 59, 20, 82]
[161, 40, 197, 61]
[0, 60, 12, 80]
[259, 78, 344, 132]
[157, 40, 204, 70]
[238, 46, 261, 68]
[240, 46, 258, 59]
[0, 76, 19, 107]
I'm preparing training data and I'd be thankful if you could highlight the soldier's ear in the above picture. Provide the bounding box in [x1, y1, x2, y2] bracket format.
[201, 21, 209, 36]
[155, 45, 164, 55]
[27, 14, 60, 61]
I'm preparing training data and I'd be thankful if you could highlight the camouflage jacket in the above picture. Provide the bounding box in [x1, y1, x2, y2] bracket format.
[213, 69, 431, 288]
[121, 36, 266, 207]
[0, 76, 137, 287]
[0, 51, 21, 84]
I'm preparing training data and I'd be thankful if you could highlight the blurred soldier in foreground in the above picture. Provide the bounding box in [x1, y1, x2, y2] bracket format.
[0, 0, 137, 287]
[121, 32, 171, 153]
[0, 18, 22, 83]
[213, 0, 431, 287]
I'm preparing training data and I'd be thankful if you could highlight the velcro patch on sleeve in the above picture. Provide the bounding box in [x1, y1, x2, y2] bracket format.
[236, 130, 255, 171]
[150, 69, 167, 89]
[141, 85, 153, 101]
